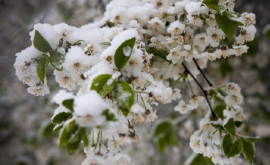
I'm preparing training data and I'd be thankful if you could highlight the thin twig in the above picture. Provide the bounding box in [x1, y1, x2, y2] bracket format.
[182, 62, 218, 120]
[193, 58, 213, 87]
[134, 91, 148, 94]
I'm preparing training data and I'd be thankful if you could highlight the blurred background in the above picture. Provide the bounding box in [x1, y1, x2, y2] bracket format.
[0, 0, 270, 165]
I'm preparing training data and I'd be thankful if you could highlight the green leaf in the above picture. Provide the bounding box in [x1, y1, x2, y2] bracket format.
[157, 137, 166, 153]
[219, 59, 233, 77]
[235, 121, 243, 128]
[33, 30, 53, 52]
[213, 104, 226, 119]
[231, 19, 244, 26]
[211, 123, 224, 130]
[66, 127, 86, 155]
[111, 81, 134, 116]
[106, 21, 115, 28]
[188, 154, 214, 165]
[168, 128, 178, 146]
[242, 139, 255, 165]
[83, 132, 89, 147]
[66, 143, 80, 155]
[179, 14, 185, 22]
[154, 121, 172, 137]
[243, 137, 260, 143]
[66, 41, 72, 48]
[59, 38, 63, 47]
[91, 74, 116, 97]
[102, 109, 117, 121]
[154, 121, 179, 153]
[49, 52, 65, 71]
[146, 47, 172, 64]
[114, 37, 136, 70]
[215, 13, 237, 39]
[53, 124, 63, 132]
[224, 118, 236, 135]
[42, 122, 54, 137]
[122, 77, 133, 84]
[52, 112, 72, 124]
[62, 99, 74, 112]
[67, 127, 86, 143]
[37, 57, 49, 84]
[228, 139, 242, 157]
[72, 40, 83, 46]
[223, 134, 232, 156]
[217, 89, 226, 96]
[42, 53, 50, 58]
[59, 119, 78, 148]
[203, 0, 219, 11]
[66, 40, 84, 49]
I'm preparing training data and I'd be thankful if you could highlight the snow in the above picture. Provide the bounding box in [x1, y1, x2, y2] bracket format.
[14, 46, 41, 65]
[74, 91, 108, 117]
[30, 23, 60, 51]
[185, 2, 202, 15]
[111, 28, 140, 49]
[52, 90, 74, 105]
[123, 45, 131, 56]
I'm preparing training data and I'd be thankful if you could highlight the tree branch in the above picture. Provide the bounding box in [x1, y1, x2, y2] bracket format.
[193, 58, 213, 87]
[182, 62, 218, 120]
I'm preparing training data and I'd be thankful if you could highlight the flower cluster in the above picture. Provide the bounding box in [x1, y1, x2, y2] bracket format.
[189, 84, 246, 165]
[14, 0, 257, 164]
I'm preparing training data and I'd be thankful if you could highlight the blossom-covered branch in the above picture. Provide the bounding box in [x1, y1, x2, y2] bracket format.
[13, 0, 258, 164]
[182, 62, 218, 120]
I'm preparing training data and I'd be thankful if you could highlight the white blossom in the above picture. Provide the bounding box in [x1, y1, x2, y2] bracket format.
[174, 101, 194, 114]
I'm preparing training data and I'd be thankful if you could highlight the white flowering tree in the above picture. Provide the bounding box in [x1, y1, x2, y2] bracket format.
[14, 0, 259, 164]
